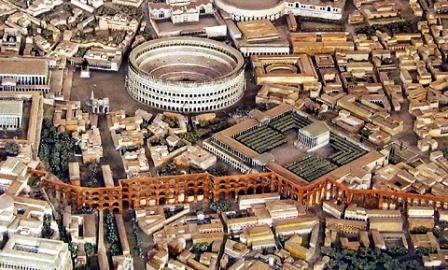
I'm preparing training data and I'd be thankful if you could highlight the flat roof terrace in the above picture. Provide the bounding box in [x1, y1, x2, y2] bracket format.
[0, 100, 23, 116]
[151, 14, 223, 38]
[0, 58, 48, 76]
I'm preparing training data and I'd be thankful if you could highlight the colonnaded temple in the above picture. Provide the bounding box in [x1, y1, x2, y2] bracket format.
[33, 167, 448, 214]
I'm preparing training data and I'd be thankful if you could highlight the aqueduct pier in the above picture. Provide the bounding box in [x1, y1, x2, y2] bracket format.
[34, 168, 448, 214]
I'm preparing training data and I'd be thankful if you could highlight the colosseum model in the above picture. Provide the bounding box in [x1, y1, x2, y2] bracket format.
[214, 0, 285, 21]
[126, 37, 246, 113]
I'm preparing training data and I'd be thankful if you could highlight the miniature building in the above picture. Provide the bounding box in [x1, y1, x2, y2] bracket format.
[344, 204, 367, 221]
[0, 28, 21, 56]
[83, 48, 123, 71]
[112, 0, 143, 7]
[290, 32, 354, 55]
[0, 100, 23, 129]
[173, 146, 217, 170]
[148, 0, 213, 24]
[0, 158, 28, 196]
[297, 121, 330, 151]
[0, 58, 50, 92]
[204, 103, 380, 183]
[78, 127, 103, 164]
[70, 0, 103, 12]
[26, 0, 63, 16]
[53, 100, 90, 133]
[215, 0, 344, 22]
[225, 239, 249, 258]
[238, 193, 280, 210]
[232, 20, 290, 57]
[0, 234, 72, 270]
[323, 200, 345, 218]
[265, 200, 300, 221]
[68, 162, 80, 186]
[274, 216, 320, 236]
[326, 218, 367, 234]
[252, 54, 318, 85]
[90, 91, 110, 114]
[284, 235, 315, 262]
[240, 224, 276, 250]
[127, 37, 245, 113]
[411, 232, 439, 250]
[101, 165, 114, 188]
[64, 207, 97, 245]
[369, 217, 403, 232]
[285, 0, 345, 20]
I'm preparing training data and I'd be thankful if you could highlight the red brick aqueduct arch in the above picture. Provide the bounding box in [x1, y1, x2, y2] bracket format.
[33, 168, 448, 213]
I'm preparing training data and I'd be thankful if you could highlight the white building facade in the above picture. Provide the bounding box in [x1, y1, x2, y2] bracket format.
[215, 0, 284, 21]
[285, 0, 344, 20]
[0, 58, 50, 93]
[148, 0, 213, 24]
[127, 37, 246, 113]
[214, 0, 344, 21]
[0, 100, 23, 129]
[297, 122, 330, 151]
[0, 234, 72, 270]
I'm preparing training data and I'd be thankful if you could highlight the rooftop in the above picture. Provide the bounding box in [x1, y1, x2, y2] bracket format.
[0, 58, 48, 76]
[299, 121, 330, 138]
[0, 100, 23, 116]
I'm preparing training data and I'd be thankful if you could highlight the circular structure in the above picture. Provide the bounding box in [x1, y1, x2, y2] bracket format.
[266, 63, 298, 74]
[214, 0, 284, 21]
[127, 37, 245, 113]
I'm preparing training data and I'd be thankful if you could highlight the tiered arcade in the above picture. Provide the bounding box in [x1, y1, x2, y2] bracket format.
[37, 169, 448, 214]
[214, 0, 285, 21]
[126, 37, 246, 113]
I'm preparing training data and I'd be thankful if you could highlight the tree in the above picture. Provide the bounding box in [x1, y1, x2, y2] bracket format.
[210, 200, 229, 212]
[85, 243, 97, 257]
[104, 213, 121, 256]
[192, 242, 210, 254]
[401, 259, 424, 270]
[386, 246, 408, 257]
[208, 165, 228, 176]
[85, 162, 99, 187]
[42, 214, 54, 238]
[158, 163, 177, 176]
[39, 119, 77, 182]
[384, 259, 401, 270]
[5, 142, 19, 156]
[132, 230, 143, 257]
[360, 129, 371, 141]
[323, 247, 421, 270]
[415, 247, 436, 256]
[39, 144, 50, 166]
[412, 226, 429, 234]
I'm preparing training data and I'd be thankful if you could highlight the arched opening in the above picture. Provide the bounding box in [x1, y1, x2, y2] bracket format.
[159, 197, 166, 205]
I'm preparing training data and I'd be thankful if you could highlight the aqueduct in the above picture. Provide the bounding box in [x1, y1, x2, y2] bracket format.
[34, 168, 448, 214]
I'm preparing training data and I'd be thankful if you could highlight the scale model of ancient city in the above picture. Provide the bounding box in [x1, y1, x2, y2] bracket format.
[2, 0, 448, 269]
